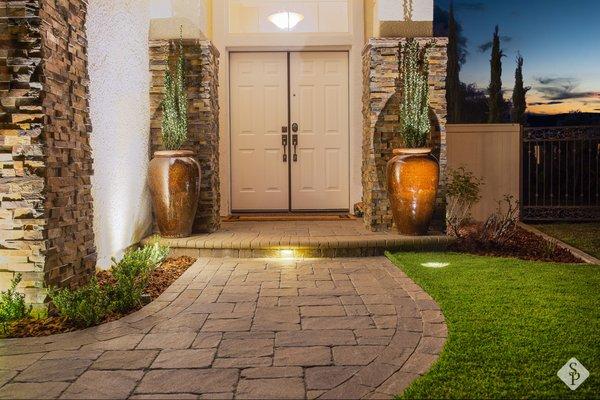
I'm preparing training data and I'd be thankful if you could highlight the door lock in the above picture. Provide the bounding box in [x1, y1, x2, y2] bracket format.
[282, 134, 288, 162]
[292, 134, 298, 162]
[291, 123, 299, 133]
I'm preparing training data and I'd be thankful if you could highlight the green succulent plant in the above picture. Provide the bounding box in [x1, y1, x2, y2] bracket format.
[398, 39, 432, 148]
[161, 34, 188, 150]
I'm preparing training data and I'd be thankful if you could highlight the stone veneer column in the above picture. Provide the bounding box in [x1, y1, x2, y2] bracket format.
[0, 0, 96, 305]
[149, 40, 220, 233]
[362, 37, 448, 232]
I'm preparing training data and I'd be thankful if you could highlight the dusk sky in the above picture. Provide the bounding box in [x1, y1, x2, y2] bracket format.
[436, 0, 600, 114]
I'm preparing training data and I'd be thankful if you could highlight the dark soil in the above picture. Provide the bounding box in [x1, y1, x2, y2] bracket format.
[451, 224, 581, 263]
[3, 256, 196, 339]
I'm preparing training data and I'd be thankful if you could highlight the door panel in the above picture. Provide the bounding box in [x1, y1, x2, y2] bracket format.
[290, 52, 349, 210]
[230, 52, 289, 211]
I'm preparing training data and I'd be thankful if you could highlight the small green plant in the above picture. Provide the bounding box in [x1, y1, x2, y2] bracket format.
[398, 39, 432, 148]
[135, 242, 170, 267]
[48, 243, 169, 327]
[161, 32, 188, 150]
[48, 278, 109, 328]
[0, 274, 32, 333]
[107, 243, 168, 313]
[445, 166, 484, 236]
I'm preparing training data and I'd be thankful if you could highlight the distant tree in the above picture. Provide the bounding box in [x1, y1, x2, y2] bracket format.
[487, 26, 504, 123]
[461, 83, 489, 123]
[433, 5, 468, 65]
[511, 54, 529, 124]
[446, 2, 462, 123]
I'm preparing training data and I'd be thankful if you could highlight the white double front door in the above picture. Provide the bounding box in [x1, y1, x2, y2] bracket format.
[230, 51, 349, 211]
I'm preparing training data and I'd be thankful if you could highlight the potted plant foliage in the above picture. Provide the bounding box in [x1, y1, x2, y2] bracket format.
[387, 39, 439, 235]
[148, 38, 200, 238]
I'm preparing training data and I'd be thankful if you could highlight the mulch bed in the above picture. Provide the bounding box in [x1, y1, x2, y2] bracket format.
[451, 224, 581, 263]
[3, 256, 196, 339]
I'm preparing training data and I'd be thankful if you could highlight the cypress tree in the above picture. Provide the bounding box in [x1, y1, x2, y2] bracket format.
[488, 25, 504, 123]
[511, 54, 529, 124]
[446, 2, 462, 123]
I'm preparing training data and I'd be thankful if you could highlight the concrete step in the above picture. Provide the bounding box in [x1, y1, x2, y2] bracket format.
[143, 220, 455, 258]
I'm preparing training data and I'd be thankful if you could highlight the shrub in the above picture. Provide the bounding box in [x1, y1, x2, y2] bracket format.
[136, 242, 170, 267]
[0, 274, 32, 333]
[108, 243, 169, 313]
[480, 194, 520, 244]
[445, 166, 484, 236]
[48, 278, 109, 327]
[48, 243, 169, 326]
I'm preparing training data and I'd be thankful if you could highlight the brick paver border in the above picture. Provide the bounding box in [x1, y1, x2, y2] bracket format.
[0, 257, 446, 399]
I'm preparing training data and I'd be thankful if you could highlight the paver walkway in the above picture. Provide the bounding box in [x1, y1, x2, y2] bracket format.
[0, 257, 446, 399]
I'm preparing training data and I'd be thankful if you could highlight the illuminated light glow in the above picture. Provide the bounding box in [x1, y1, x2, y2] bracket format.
[421, 262, 449, 268]
[279, 249, 295, 259]
[268, 12, 304, 31]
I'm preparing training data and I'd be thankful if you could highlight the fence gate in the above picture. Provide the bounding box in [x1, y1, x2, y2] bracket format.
[521, 126, 600, 221]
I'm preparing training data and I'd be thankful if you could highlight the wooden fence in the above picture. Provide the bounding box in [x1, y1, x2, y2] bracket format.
[446, 124, 521, 222]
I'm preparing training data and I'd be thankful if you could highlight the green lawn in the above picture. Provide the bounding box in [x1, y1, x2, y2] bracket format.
[533, 223, 600, 259]
[386, 252, 600, 399]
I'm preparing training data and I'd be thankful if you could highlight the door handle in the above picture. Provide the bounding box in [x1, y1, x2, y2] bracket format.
[292, 134, 298, 162]
[282, 134, 288, 162]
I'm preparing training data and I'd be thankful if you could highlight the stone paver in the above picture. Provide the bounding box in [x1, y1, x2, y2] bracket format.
[0, 257, 446, 399]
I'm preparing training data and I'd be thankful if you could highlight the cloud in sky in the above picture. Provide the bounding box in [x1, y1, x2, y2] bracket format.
[455, 1, 486, 12]
[529, 101, 564, 106]
[534, 76, 600, 100]
[478, 36, 512, 53]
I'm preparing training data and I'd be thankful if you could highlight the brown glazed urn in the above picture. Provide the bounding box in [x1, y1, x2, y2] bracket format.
[148, 150, 200, 238]
[387, 148, 439, 235]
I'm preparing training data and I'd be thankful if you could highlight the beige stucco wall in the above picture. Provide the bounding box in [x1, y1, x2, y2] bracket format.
[367, 0, 433, 38]
[447, 124, 522, 222]
[149, 0, 212, 40]
[87, 0, 154, 268]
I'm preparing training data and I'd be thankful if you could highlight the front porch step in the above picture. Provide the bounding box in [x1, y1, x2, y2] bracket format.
[142, 220, 455, 258]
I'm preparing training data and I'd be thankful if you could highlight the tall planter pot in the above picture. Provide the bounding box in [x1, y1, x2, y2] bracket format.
[387, 148, 439, 235]
[148, 150, 200, 238]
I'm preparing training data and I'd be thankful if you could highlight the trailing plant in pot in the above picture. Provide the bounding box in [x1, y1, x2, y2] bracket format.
[148, 37, 200, 238]
[387, 39, 439, 235]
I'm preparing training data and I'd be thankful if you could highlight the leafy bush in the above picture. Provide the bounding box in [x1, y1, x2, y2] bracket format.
[49, 243, 170, 326]
[135, 242, 170, 267]
[445, 167, 484, 236]
[0, 274, 32, 333]
[48, 278, 109, 327]
[107, 243, 168, 313]
[480, 195, 520, 244]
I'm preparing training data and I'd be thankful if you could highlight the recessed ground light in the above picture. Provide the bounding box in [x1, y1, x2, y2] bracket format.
[421, 262, 450, 268]
[268, 12, 304, 30]
[279, 249, 295, 259]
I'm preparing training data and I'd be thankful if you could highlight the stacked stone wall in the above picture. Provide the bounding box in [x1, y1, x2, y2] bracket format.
[149, 40, 220, 233]
[0, 0, 96, 305]
[362, 37, 448, 232]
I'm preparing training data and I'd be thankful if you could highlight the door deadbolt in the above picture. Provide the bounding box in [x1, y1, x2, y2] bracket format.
[282, 134, 288, 162]
[291, 123, 298, 133]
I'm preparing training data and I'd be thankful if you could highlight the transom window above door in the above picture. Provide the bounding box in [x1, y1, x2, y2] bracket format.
[228, 0, 350, 34]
